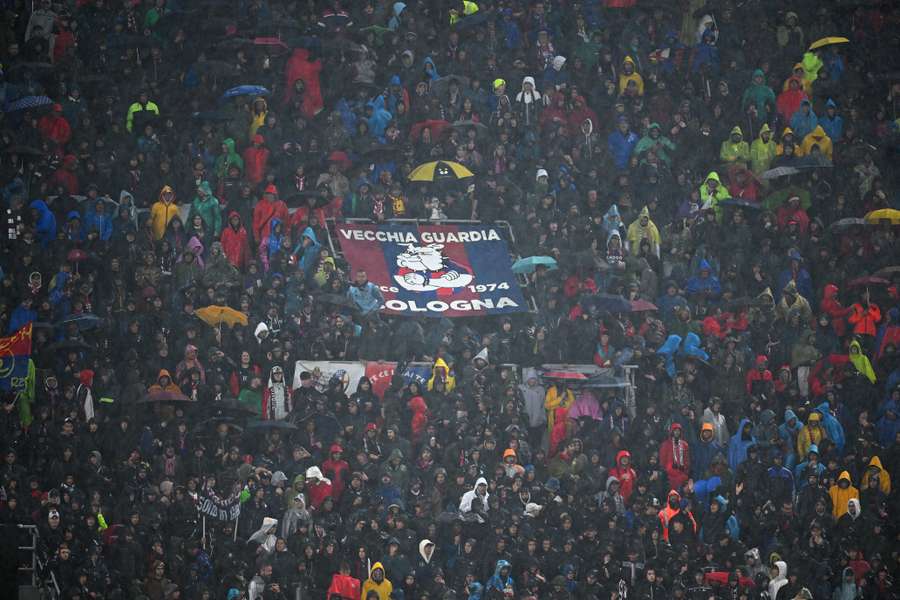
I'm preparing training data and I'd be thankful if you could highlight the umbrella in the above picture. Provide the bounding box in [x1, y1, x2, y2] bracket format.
[202, 398, 260, 418]
[221, 85, 270, 101]
[191, 416, 244, 435]
[809, 36, 850, 51]
[194, 60, 240, 77]
[430, 75, 469, 98]
[55, 313, 102, 331]
[847, 276, 889, 288]
[316, 293, 357, 309]
[580, 293, 632, 314]
[718, 198, 762, 211]
[864, 208, 900, 225]
[67, 249, 89, 263]
[44, 339, 92, 353]
[327, 150, 352, 171]
[191, 110, 235, 122]
[760, 166, 800, 180]
[763, 187, 811, 211]
[541, 371, 588, 381]
[409, 120, 451, 143]
[408, 160, 474, 182]
[3, 145, 43, 156]
[247, 419, 298, 431]
[630, 299, 659, 312]
[5, 95, 53, 113]
[293, 412, 341, 441]
[874, 266, 900, 278]
[582, 373, 630, 388]
[140, 390, 192, 403]
[511, 256, 558, 274]
[195, 305, 249, 328]
[829, 218, 866, 232]
[452, 120, 490, 140]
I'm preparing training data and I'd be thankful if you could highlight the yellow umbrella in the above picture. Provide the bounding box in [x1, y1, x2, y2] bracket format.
[195, 305, 249, 328]
[408, 160, 474, 182]
[809, 36, 850, 51]
[864, 209, 900, 225]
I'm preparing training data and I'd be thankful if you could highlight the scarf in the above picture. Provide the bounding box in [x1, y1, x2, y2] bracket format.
[672, 438, 685, 467]
[268, 379, 289, 420]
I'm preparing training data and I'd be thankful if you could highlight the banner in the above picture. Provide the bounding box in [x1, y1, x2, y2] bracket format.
[293, 360, 366, 394]
[336, 223, 526, 317]
[364, 361, 432, 398]
[197, 488, 241, 521]
[0, 324, 32, 393]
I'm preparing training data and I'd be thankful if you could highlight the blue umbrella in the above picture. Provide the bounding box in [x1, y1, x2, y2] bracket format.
[511, 255, 558, 274]
[580, 293, 631, 314]
[5, 95, 53, 113]
[220, 85, 270, 101]
[54, 313, 103, 331]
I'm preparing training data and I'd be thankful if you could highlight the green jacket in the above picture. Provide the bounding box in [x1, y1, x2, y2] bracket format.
[634, 123, 676, 166]
[126, 100, 160, 133]
[214, 138, 244, 179]
[189, 181, 223, 236]
[719, 126, 751, 164]
[741, 69, 776, 121]
[750, 124, 777, 175]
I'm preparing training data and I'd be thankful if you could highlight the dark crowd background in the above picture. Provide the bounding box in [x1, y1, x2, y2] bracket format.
[0, 1, 899, 600]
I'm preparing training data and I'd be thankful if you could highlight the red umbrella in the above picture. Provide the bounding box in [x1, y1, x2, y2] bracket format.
[542, 371, 588, 381]
[630, 299, 659, 312]
[253, 37, 290, 52]
[67, 249, 88, 262]
[409, 119, 450, 143]
[327, 150, 352, 172]
[847, 276, 890, 287]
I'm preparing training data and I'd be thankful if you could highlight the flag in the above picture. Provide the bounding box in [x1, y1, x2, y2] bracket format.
[18, 359, 35, 427]
[0, 323, 33, 393]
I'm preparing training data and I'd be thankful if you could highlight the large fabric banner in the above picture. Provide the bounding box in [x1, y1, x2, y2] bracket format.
[0, 323, 32, 393]
[336, 223, 527, 317]
[364, 361, 433, 398]
[197, 487, 241, 521]
[292, 360, 367, 393]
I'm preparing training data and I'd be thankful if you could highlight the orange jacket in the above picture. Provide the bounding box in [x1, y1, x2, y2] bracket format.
[848, 303, 881, 336]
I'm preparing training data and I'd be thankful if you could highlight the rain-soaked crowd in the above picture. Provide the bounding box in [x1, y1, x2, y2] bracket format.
[0, 1, 899, 599]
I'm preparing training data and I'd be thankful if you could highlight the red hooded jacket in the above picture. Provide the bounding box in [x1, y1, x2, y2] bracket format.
[242, 134, 270, 185]
[283, 48, 323, 118]
[220, 212, 251, 269]
[408, 396, 429, 443]
[252, 188, 289, 244]
[609, 450, 637, 501]
[821, 284, 851, 337]
[659, 423, 690, 492]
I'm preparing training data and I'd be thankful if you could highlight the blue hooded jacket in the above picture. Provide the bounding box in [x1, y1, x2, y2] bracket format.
[607, 123, 639, 170]
[778, 408, 803, 444]
[685, 259, 721, 297]
[790, 100, 818, 140]
[815, 401, 845, 453]
[83, 205, 113, 241]
[657, 334, 682, 378]
[366, 96, 393, 141]
[29, 200, 57, 247]
[728, 418, 756, 471]
[485, 560, 513, 594]
[819, 99, 843, 142]
[423, 57, 440, 81]
[294, 226, 322, 277]
[8, 302, 36, 333]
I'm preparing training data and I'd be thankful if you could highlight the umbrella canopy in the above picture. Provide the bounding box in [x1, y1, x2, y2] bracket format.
[541, 371, 589, 381]
[409, 120, 451, 143]
[874, 266, 900, 278]
[140, 390, 192, 403]
[580, 293, 632, 314]
[195, 305, 249, 328]
[316, 293, 358, 309]
[408, 160, 474, 182]
[327, 150, 352, 171]
[864, 209, 900, 225]
[760, 166, 800, 180]
[829, 217, 866, 232]
[55, 313, 102, 331]
[847, 276, 890, 288]
[452, 120, 490, 140]
[809, 36, 850, 51]
[67, 249, 89, 263]
[221, 85, 270, 101]
[4, 145, 44, 156]
[763, 187, 811, 211]
[246, 419, 298, 431]
[45, 339, 92, 353]
[430, 75, 469, 98]
[511, 256, 558, 274]
[718, 198, 762, 211]
[5, 95, 53, 113]
[630, 299, 659, 312]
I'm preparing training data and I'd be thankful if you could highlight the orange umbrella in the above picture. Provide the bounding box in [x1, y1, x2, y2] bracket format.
[195, 305, 249, 328]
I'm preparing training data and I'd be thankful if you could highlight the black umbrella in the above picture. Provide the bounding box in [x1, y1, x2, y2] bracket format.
[45, 339, 92, 353]
[580, 293, 632, 314]
[316, 293, 358, 309]
[200, 397, 259, 418]
[246, 419, 298, 431]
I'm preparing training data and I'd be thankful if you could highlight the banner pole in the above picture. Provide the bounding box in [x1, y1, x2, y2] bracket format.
[202, 515, 206, 549]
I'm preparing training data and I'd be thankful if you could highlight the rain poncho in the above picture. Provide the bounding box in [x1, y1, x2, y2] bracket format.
[828, 471, 859, 519]
[459, 476, 489, 514]
[626, 206, 661, 256]
[848, 340, 876, 383]
[790, 100, 818, 140]
[728, 418, 756, 470]
[29, 200, 57, 247]
[189, 181, 223, 236]
[214, 138, 244, 179]
[741, 69, 776, 121]
[750, 124, 777, 175]
[719, 126, 751, 164]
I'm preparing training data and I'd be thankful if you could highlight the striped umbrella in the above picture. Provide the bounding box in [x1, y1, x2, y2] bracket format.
[5, 95, 53, 113]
